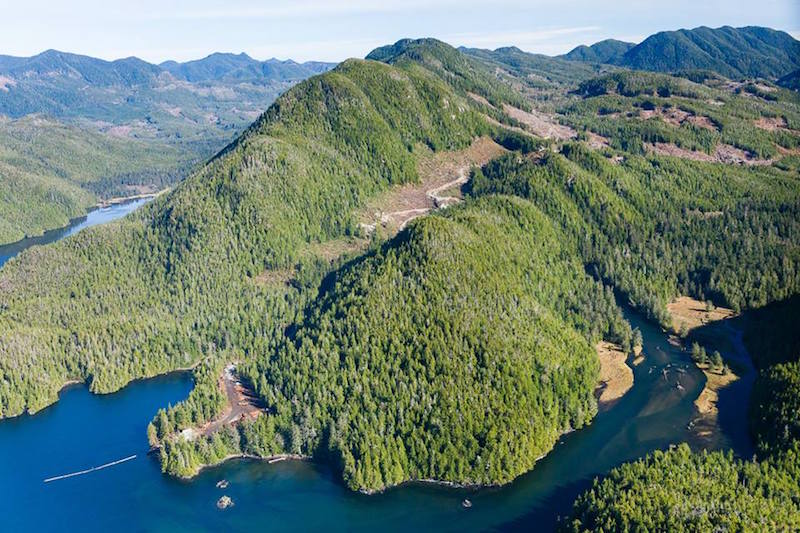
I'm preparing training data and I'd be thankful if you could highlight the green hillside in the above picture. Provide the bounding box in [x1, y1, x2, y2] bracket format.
[561, 39, 634, 64]
[564, 443, 800, 531]
[778, 69, 800, 91]
[368, 38, 529, 109]
[0, 36, 799, 509]
[231, 196, 627, 491]
[0, 116, 189, 244]
[462, 45, 609, 89]
[0, 50, 332, 244]
[471, 144, 800, 321]
[159, 52, 333, 82]
[565, 69, 800, 160]
[565, 26, 800, 80]
[0, 52, 490, 418]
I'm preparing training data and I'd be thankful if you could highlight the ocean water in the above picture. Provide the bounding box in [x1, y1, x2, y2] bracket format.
[0, 199, 753, 532]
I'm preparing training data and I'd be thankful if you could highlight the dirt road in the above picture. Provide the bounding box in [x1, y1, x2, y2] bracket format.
[202, 364, 263, 436]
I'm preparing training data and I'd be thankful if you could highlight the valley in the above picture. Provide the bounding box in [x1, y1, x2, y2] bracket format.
[0, 50, 334, 245]
[0, 22, 799, 532]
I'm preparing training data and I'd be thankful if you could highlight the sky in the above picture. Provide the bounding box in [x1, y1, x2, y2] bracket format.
[0, 0, 798, 63]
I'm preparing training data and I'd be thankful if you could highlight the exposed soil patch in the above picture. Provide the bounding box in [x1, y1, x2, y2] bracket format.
[640, 106, 718, 131]
[777, 144, 800, 157]
[694, 365, 738, 417]
[666, 296, 745, 442]
[686, 114, 718, 131]
[467, 92, 493, 108]
[646, 143, 716, 162]
[252, 268, 295, 288]
[502, 104, 576, 140]
[360, 137, 506, 235]
[585, 131, 609, 149]
[714, 144, 772, 165]
[0, 75, 16, 91]
[754, 116, 790, 132]
[646, 142, 773, 165]
[668, 296, 735, 333]
[302, 238, 369, 263]
[200, 364, 264, 437]
[754, 83, 777, 93]
[595, 341, 634, 409]
[107, 125, 134, 138]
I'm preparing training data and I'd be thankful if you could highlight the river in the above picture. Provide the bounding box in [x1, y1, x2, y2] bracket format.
[0, 201, 754, 532]
[0, 198, 151, 268]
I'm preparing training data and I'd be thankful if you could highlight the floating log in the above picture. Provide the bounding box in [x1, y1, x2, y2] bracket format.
[44, 455, 137, 483]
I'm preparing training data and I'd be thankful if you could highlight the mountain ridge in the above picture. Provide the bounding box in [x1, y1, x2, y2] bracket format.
[562, 39, 635, 63]
[0, 35, 798, 519]
[561, 26, 800, 80]
[0, 48, 336, 84]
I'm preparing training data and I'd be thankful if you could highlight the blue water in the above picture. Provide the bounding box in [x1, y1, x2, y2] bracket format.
[0, 198, 150, 268]
[0, 311, 754, 532]
[0, 197, 755, 532]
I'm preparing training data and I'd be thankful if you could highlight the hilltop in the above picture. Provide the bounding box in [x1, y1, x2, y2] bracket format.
[562, 26, 800, 80]
[562, 39, 635, 63]
[159, 52, 332, 82]
[0, 35, 798, 514]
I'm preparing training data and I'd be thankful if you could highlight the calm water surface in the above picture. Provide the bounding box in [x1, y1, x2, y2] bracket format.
[0, 200, 753, 532]
[0, 198, 150, 268]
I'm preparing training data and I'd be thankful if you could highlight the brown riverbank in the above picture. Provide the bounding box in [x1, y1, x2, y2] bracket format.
[595, 341, 634, 408]
[666, 295, 746, 446]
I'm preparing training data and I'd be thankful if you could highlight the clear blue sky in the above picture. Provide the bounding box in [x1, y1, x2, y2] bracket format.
[2, 0, 798, 63]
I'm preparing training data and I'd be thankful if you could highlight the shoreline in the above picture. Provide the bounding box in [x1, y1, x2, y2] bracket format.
[170, 433, 574, 495]
[356, 443, 567, 495]
[665, 295, 754, 440]
[95, 190, 165, 208]
[0, 191, 163, 250]
[2, 364, 199, 421]
[595, 341, 635, 408]
[177, 453, 310, 480]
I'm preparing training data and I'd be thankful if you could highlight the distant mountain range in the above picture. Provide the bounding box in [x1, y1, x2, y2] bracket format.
[562, 39, 635, 64]
[0, 49, 334, 87]
[561, 26, 800, 80]
[0, 49, 335, 121]
[159, 52, 332, 83]
[0, 50, 335, 244]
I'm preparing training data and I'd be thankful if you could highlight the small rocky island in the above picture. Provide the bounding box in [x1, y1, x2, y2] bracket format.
[217, 495, 234, 510]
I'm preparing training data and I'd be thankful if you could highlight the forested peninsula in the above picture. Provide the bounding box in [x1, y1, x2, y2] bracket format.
[1, 33, 799, 514]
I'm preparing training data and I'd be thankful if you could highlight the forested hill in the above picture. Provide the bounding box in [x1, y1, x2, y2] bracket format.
[0, 49, 335, 119]
[0, 116, 186, 245]
[460, 45, 607, 87]
[231, 196, 629, 491]
[366, 38, 530, 109]
[562, 26, 800, 80]
[0, 40, 498, 418]
[561, 39, 635, 64]
[1, 35, 799, 507]
[0, 49, 334, 245]
[159, 52, 333, 82]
